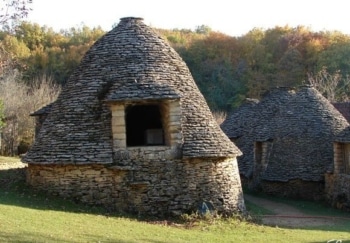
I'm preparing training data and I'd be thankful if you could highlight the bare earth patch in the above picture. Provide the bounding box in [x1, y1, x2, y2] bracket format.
[244, 194, 348, 228]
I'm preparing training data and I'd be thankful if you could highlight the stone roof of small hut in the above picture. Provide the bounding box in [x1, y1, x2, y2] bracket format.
[221, 98, 260, 139]
[30, 102, 54, 116]
[332, 102, 350, 122]
[23, 17, 240, 164]
[221, 85, 349, 182]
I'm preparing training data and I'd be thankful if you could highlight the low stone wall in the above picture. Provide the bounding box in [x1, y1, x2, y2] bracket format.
[325, 173, 350, 211]
[26, 164, 119, 207]
[26, 156, 245, 216]
[260, 179, 325, 201]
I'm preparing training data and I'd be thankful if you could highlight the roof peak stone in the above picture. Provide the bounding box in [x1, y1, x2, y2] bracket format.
[119, 17, 144, 23]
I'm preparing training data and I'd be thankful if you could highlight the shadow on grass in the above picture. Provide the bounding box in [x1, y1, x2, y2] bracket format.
[0, 231, 139, 243]
[0, 232, 68, 243]
[309, 240, 350, 243]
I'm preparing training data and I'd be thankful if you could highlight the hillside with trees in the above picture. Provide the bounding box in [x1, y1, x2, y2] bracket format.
[2, 22, 350, 107]
[165, 25, 350, 110]
[1, 20, 350, 154]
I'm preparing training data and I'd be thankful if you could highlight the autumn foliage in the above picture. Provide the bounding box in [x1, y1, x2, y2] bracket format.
[2, 22, 350, 111]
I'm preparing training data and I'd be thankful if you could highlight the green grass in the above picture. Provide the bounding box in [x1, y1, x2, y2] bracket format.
[1, 157, 350, 242]
[245, 198, 275, 216]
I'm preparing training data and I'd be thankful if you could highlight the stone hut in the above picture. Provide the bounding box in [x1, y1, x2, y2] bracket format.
[221, 86, 349, 200]
[22, 17, 245, 216]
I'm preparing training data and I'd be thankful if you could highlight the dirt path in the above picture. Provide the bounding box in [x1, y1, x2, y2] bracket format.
[244, 194, 348, 228]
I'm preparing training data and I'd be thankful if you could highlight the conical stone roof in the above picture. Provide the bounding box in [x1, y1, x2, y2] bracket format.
[221, 85, 349, 181]
[23, 17, 241, 164]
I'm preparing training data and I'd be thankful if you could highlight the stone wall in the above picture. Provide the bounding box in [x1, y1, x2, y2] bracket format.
[325, 142, 350, 211]
[260, 179, 325, 201]
[26, 156, 245, 216]
[325, 173, 350, 211]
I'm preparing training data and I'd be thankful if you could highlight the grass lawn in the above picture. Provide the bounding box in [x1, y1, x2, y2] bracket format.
[1, 156, 350, 242]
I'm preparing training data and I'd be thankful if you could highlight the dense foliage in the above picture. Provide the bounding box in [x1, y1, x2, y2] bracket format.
[164, 26, 350, 110]
[1, 22, 350, 112]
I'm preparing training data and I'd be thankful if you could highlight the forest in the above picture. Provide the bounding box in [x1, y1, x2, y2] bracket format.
[2, 20, 350, 154]
[2, 22, 350, 108]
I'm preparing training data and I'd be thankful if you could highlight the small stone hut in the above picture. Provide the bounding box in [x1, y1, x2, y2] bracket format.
[22, 17, 245, 216]
[221, 86, 349, 200]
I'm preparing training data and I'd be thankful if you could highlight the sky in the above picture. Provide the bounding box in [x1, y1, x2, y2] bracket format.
[27, 0, 350, 37]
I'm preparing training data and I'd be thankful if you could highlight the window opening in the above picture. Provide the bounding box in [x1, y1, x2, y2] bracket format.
[125, 104, 164, 146]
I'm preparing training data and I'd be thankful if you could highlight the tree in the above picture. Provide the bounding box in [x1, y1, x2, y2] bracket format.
[14, 21, 45, 50]
[177, 31, 245, 111]
[0, 43, 14, 76]
[195, 25, 211, 35]
[0, 0, 32, 28]
[307, 67, 350, 102]
[316, 42, 350, 76]
[277, 47, 304, 87]
[0, 72, 61, 155]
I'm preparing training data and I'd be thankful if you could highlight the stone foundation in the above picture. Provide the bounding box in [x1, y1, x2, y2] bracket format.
[259, 179, 325, 201]
[26, 156, 245, 216]
[325, 173, 350, 211]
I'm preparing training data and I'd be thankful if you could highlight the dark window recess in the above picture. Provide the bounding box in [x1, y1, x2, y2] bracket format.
[126, 105, 164, 146]
[255, 142, 263, 165]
